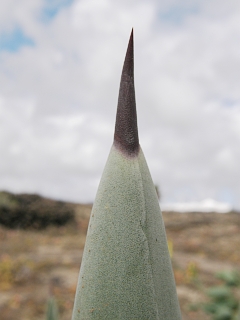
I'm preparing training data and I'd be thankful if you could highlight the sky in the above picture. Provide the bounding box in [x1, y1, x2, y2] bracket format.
[0, 0, 240, 209]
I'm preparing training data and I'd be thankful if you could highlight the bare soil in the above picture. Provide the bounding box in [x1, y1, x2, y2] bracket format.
[0, 204, 239, 320]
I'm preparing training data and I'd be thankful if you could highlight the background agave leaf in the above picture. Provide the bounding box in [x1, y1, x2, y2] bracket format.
[46, 297, 59, 320]
[71, 30, 181, 320]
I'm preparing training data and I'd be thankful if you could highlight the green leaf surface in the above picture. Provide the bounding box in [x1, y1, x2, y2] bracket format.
[46, 297, 59, 320]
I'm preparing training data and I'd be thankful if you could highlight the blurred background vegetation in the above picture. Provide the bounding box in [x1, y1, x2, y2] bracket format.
[0, 191, 239, 319]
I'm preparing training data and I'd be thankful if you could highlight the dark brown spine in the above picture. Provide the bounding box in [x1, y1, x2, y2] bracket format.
[114, 29, 139, 157]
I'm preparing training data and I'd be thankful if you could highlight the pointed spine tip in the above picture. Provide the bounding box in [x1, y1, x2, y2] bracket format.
[114, 29, 139, 157]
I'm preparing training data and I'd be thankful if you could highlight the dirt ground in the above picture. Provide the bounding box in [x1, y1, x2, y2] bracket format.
[0, 204, 239, 320]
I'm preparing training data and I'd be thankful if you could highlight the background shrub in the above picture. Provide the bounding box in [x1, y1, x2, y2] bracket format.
[0, 191, 75, 229]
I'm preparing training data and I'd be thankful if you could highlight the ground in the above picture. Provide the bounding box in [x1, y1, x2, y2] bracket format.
[0, 204, 239, 320]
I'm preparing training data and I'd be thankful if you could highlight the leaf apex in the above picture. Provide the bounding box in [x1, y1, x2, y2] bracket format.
[114, 29, 139, 157]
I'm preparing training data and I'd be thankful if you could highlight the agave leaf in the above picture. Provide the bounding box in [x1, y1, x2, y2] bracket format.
[71, 30, 181, 320]
[46, 297, 59, 320]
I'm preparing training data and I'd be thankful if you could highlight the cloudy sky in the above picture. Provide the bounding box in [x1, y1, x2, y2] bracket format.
[0, 0, 239, 209]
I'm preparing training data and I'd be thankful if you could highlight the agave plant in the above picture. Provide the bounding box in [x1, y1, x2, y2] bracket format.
[46, 296, 59, 320]
[71, 30, 181, 319]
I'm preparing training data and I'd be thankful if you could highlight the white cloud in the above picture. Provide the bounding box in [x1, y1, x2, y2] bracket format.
[0, 0, 240, 208]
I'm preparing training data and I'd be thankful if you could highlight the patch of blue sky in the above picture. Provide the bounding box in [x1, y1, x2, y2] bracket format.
[0, 27, 35, 53]
[222, 98, 237, 108]
[159, 6, 199, 25]
[41, 0, 74, 22]
[218, 188, 236, 207]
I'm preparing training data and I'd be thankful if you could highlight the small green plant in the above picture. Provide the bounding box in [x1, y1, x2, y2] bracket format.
[204, 270, 240, 320]
[46, 296, 59, 320]
[185, 261, 199, 285]
[167, 239, 173, 258]
[0, 254, 14, 290]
